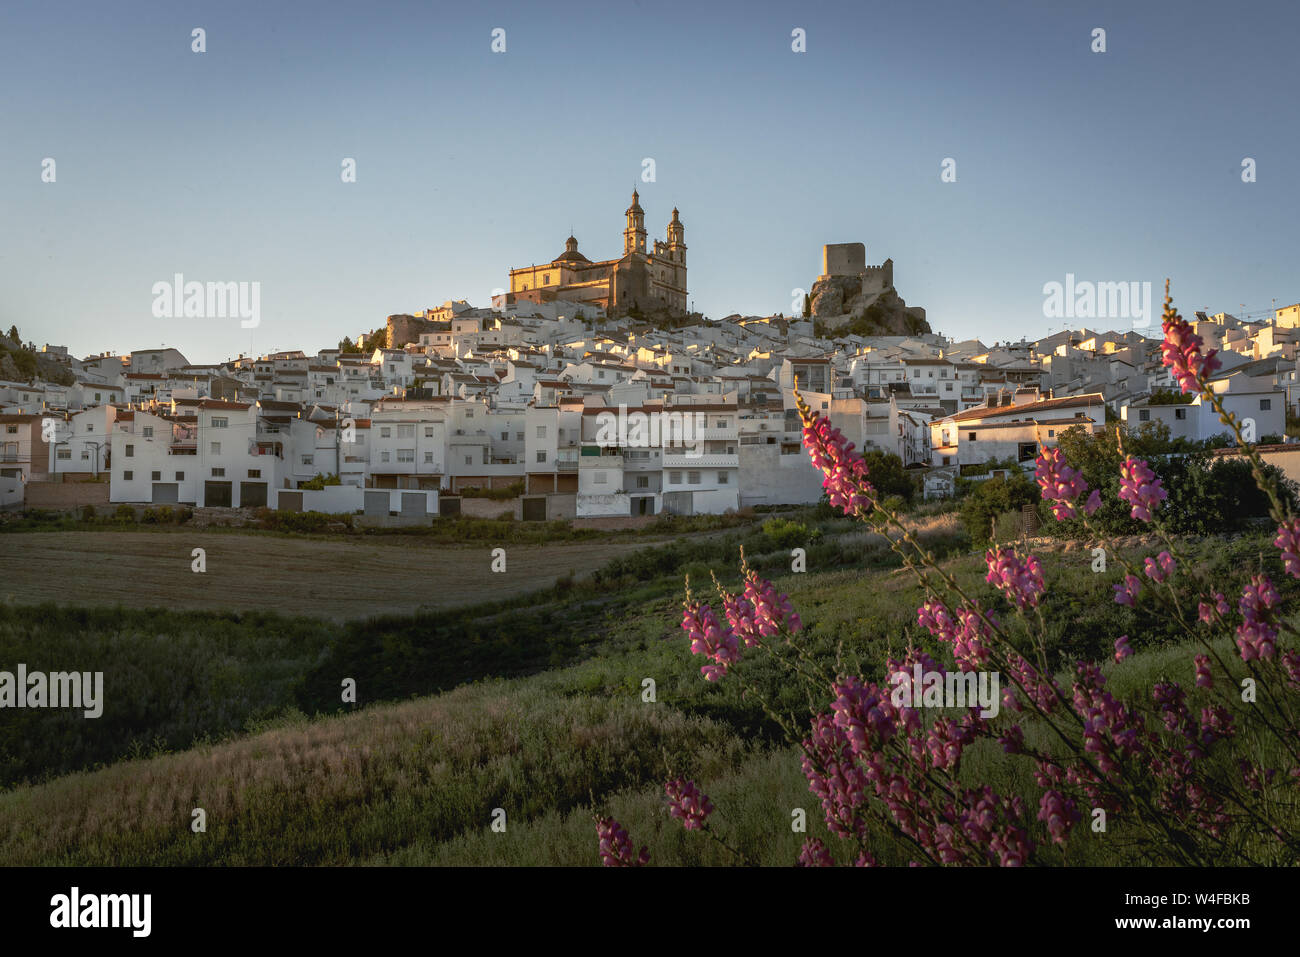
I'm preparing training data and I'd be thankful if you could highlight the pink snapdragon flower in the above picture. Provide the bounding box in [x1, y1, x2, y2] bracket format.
[1113, 574, 1142, 607]
[1236, 574, 1280, 661]
[797, 393, 874, 515]
[1160, 287, 1222, 393]
[681, 600, 740, 681]
[1034, 446, 1092, 520]
[1037, 789, 1080, 845]
[1194, 654, 1213, 689]
[797, 838, 835, 867]
[1143, 550, 1176, 584]
[1119, 457, 1167, 523]
[1114, 635, 1133, 662]
[1274, 518, 1300, 579]
[596, 817, 648, 867]
[743, 569, 802, 637]
[1198, 591, 1230, 623]
[985, 546, 1045, 610]
[665, 779, 714, 831]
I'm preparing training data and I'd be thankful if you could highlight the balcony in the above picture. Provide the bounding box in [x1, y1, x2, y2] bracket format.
[580, 453, 623, 470]
[662, 453, 739, 469]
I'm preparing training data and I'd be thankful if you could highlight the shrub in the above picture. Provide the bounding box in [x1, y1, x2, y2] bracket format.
[761, 517, 808, 549]
[300, 472, 342, 491]
[113, 504, 136, 523]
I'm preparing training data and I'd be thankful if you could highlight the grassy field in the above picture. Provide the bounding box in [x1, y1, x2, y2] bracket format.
[2, 516, 1295, 865]
[0, 530, 652, 620]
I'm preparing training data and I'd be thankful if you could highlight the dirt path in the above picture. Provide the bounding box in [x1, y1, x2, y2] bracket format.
[0, 530, 645, 621]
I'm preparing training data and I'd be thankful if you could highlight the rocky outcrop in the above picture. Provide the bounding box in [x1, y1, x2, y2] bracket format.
[809, 278, 930, 336]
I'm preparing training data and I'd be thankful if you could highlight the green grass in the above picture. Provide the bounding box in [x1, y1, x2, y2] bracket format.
[2, 523, 1294, 864]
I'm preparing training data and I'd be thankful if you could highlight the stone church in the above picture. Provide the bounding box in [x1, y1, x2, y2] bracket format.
[506, 191, 687, 315]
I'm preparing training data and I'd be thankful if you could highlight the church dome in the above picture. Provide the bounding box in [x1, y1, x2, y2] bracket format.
[555, 235, 590, 263]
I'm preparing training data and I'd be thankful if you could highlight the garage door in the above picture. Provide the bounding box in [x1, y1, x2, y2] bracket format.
[151, 483, 179, 504]
[399, 492, 426, 517]
[662, 491, 693, 516]
[278, 491, 303, 513]
[204, 481, 233, 507]
[363, 490, 389, 516]
[521, 496, 546, 521]
[239, 482, 267, 508]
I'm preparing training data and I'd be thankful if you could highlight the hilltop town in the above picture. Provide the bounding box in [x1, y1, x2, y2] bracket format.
[3, 212, 1298, 519]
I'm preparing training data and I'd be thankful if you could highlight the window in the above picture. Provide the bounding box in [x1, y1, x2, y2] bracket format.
[717, 471, 729, 484]
[380, 427, 392, 438]
[210, 442, 221, 454]
[1261, 399, 1272, 410]
[594, 470, 608, 485]
[176, 471, 185, 480]
[211, 417, 228, 428]
[1047, 429, 1055, 437]
[1174, 408, 1187, 420]
[124, 470, 133, 480]
[212, 467, 225, 477]
[688, 471, 701, 484]
[635, 475, 649, 489]
[5, 426, 15, 434]
[56, 447, 71, 460]
[536, 426, 547, 438]
[125, 444, 134, 457]
[1138, 410, 1150, 422]
[536, 451, 547, 463]
[381, 451, 391, 463]
[397, 449, 415, 463]
[424, 451, 435, 463]
[516, 432, 524, 441]
[397, 424, 414, 438]
[501, 432, 509, 441]
[464, 409, 473, 418]
[968, 432, 977, 441]
[464, 456, 473, 465]
[246, 469, 259, 479]
[942, 456, 951, 466]
[142, 426, 153, 438]
[301, 455, 313, 466]
[716, 417, 730, 428]
[669, 471, 682, 484]
[151, 470, 161, 481]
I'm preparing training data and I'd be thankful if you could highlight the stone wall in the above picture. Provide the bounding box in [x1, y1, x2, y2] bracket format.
[24, 480, 110, 508]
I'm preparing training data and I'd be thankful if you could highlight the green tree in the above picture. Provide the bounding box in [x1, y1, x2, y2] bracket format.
[960, 469, 1040, 544]
[861, 450, 916, 504]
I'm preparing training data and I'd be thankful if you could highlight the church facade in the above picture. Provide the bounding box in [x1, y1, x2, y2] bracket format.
[506, 191, 687, 315]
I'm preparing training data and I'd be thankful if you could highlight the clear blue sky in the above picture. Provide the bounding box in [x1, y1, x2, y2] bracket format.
[2, 0, 1296, 362]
